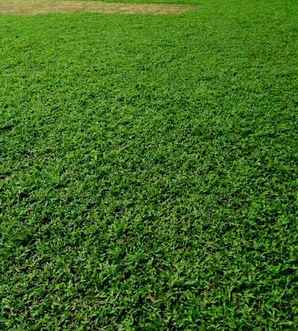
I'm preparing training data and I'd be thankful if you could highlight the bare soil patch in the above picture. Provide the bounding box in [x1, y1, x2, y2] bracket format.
[0, 0, 195, 15]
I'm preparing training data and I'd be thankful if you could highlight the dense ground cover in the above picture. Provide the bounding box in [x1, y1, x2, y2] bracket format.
[1, 0, 298, 329]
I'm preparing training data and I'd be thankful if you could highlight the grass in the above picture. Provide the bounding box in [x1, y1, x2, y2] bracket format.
[0, 2, 194, 16]
[1, 0, 298, 329]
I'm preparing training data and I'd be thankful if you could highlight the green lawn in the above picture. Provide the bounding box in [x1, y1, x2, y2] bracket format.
[1, 0, 298, 329]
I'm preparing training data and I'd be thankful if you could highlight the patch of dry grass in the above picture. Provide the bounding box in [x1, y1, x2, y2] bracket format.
[0, 0, 195, 15]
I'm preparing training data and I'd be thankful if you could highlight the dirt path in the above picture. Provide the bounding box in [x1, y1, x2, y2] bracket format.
[0, 0, 196, 15]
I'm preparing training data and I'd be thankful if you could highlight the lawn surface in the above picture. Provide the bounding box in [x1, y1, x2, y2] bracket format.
[1, 0, 298, 329]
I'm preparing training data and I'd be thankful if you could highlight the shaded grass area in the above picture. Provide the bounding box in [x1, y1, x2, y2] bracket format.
[1, 0, 298, 329]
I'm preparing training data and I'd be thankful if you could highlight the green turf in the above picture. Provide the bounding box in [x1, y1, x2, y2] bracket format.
[1, 0, 298, 329]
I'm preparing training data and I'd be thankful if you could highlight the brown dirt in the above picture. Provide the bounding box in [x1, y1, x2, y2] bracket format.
[0, 0, 196, 15]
